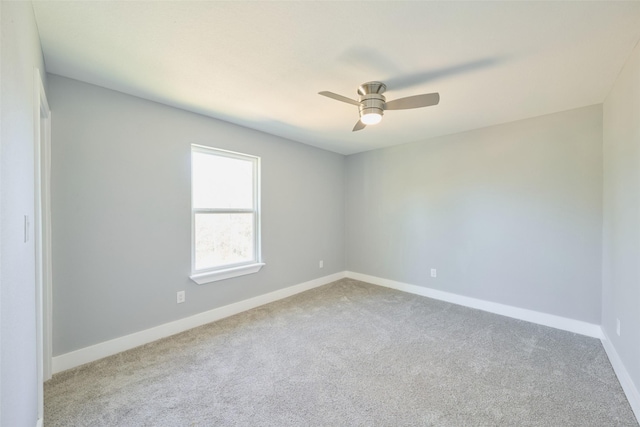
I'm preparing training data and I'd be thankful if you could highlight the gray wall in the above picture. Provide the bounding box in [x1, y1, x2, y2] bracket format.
[602, 40, 640, 393]
[49, 75, 344, 355]
[346, 105, 603, 323]
[1, 2, 48, 425]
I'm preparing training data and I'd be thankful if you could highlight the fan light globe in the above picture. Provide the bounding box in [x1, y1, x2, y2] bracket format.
[361, 112, 382, 125]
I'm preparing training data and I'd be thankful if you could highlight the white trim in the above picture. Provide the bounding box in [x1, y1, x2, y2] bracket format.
[42, 100, 53, 382]
[190, 262, 265, 284]
[36, 418, 43, 427]
[347, 273, 640, 415]
[190, 145, 262, 277]
[48, 269, 639, 422]
[52, 271, 347, 374]
[345, 271, 602, 338]
[33, 68, 51, 427]
[601, 331, 640, 422]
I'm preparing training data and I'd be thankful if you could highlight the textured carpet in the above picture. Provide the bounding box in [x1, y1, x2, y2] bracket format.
[45, 279, 638, 426]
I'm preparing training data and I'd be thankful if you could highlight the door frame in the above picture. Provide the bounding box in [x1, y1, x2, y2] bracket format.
[34, 67, 52, 426]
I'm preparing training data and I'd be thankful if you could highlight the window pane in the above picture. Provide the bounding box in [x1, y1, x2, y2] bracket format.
[192, 151, 254, 209]
[195, 213, 254, 270]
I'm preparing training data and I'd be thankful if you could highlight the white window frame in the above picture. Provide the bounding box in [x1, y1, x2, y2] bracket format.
[189, 145, 264, 284]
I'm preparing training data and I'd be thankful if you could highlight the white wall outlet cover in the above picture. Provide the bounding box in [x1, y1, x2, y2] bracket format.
[430, 268, 437, 278]
[319, 260, 324, 268]
[177, 291, 186, 304]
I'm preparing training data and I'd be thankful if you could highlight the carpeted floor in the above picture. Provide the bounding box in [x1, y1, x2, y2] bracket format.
[45, 278, 638, 426]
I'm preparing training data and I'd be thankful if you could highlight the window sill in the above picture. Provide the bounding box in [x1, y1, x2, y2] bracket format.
[190, 262, 265, 285]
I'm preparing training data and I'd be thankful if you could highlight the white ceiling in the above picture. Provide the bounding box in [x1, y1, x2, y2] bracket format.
[32, 1, 640, 155]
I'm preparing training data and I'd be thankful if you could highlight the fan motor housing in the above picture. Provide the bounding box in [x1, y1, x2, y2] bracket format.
[357, 81, 387, 96]
[358, 93, 385, 117]
[358, 81, 387, 118]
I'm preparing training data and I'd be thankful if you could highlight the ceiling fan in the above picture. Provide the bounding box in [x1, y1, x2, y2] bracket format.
[319, 81, 440, 131]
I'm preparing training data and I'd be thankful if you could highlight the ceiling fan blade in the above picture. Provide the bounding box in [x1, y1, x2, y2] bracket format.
[319, 91, 360, 106]
[337, 46, 402, 76]
[385, 57, 503, 90]
[352, 120, 366, 132]
[384, 93, 440, 110]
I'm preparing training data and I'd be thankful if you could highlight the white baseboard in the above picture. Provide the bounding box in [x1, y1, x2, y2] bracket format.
[50, 269, 638, 421]
[348, 272, 640, 416]
[601, 331, 640, 422]
[52, 271, 347, 374]
[36, 418, 43, 427]
[345, 271, 602, 338]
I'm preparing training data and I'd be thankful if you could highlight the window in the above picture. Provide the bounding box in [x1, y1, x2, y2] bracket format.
[190, 145, 263, 284]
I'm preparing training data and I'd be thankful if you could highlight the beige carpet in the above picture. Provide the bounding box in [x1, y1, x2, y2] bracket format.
[45, 279, 638, 426]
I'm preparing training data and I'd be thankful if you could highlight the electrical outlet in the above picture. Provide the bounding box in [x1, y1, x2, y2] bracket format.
[430, 268, 437, 278]
[319, 260, 324, 269]
[616, 318, 621, 336]
[177, 291, 185, 304]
